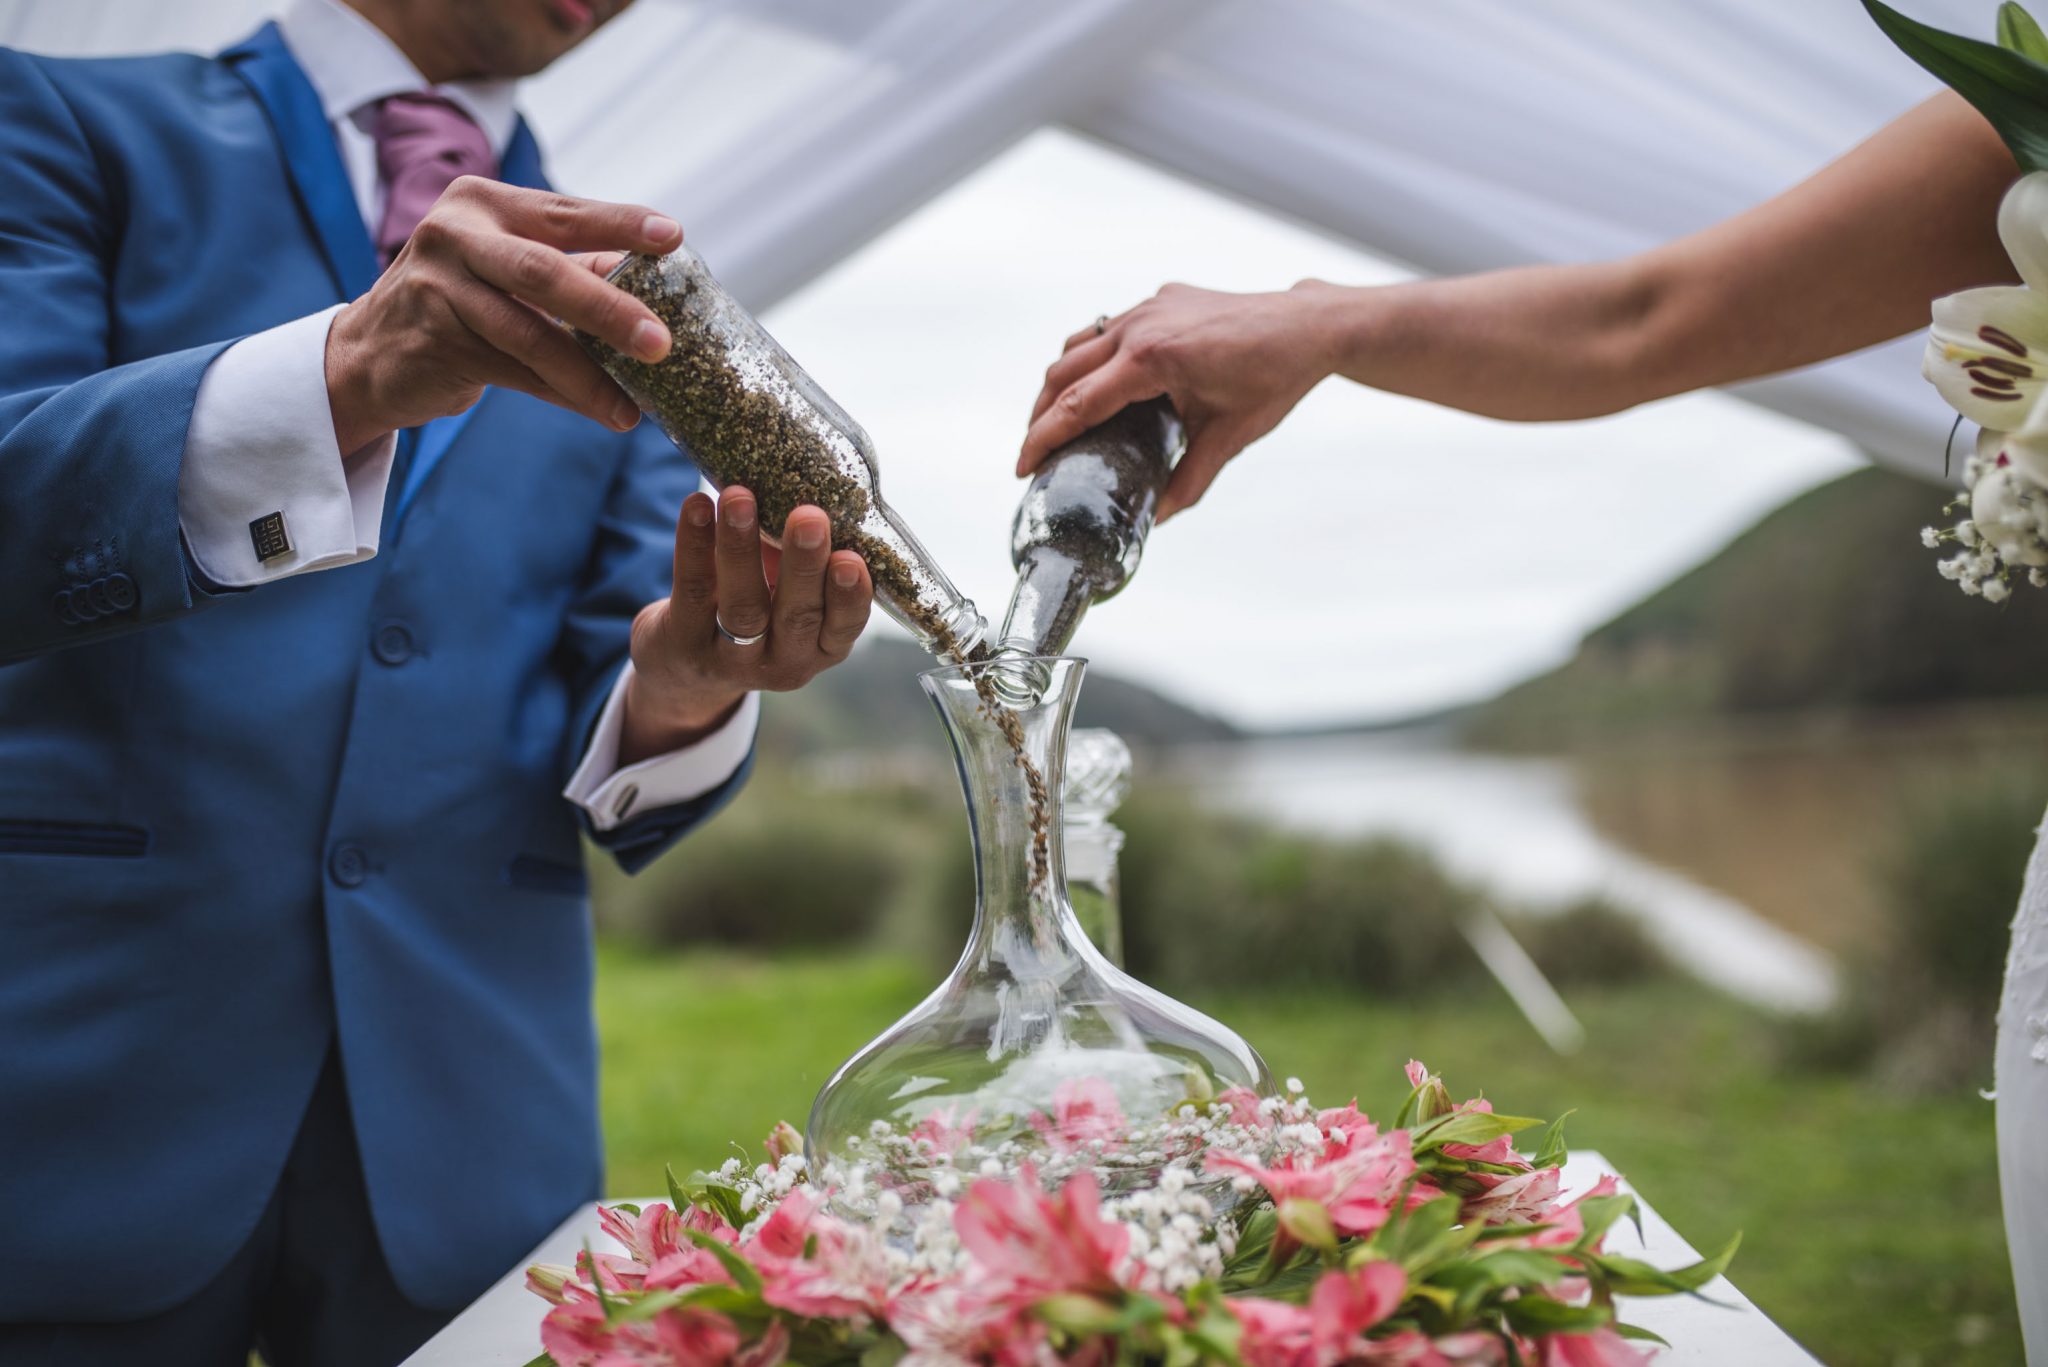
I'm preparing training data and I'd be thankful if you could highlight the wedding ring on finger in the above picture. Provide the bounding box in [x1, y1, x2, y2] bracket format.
[1093, 314, 1109, 335]
[716, 617, 767, 648]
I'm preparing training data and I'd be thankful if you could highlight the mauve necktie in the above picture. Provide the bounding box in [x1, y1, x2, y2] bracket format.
[371, 92, 497, 268]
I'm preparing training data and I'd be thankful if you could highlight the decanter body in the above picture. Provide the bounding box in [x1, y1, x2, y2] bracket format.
[998, 399, 1183, 657]
[582, 247, 985, 657]
[1064, 728, 1133, 968]
[806, 657, 1270, 1218]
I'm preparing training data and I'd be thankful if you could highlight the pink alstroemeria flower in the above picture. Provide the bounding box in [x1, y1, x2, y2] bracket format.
[1216, 1085, 1269, 1128]
[1539, 1327, 1653, 1367]
[1459, 1166, 1562, 1226]
[954, 1167, 1131, 1299]
[539, 1296, 742, 1367]
[1352, 1329, 1512, 1365]
[598, 1201, 687, 1267]
[747, 1187, 893, 1320]
[1208, 1124, 1416, 1239]
[910, 1105, 979, 1157]
[891, 1282, 1053, 1367]
[1527, 1175, 1621, 1252]
[763, 1120, 805, 1166]
[1232, 1261, 1407, 1367]
[1315, 1102, 1381, 1159]
[735, 1321, 792, 1367]
[1029, 1077, 1127, 1154]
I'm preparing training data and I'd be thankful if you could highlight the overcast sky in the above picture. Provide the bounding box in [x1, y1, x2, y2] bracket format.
[762, 130, 1863, 730]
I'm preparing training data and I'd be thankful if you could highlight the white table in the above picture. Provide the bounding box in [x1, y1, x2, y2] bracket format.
[403, 1151, 1817, 1365]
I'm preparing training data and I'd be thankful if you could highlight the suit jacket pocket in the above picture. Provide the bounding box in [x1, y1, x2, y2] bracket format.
[0, 818, 149, 857]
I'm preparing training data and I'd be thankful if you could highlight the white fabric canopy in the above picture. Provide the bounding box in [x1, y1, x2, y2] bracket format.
[0, 0, 1992, 477]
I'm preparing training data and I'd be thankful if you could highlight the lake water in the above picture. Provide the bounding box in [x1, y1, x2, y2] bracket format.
[1155, 718, 2048, 1014]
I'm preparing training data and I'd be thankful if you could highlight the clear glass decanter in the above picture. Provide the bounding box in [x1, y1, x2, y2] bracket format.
[582, 247, 986, 658]
[1064, 728, 1133, 968]
[806, 656, 1270, 1217]
[997, 399, 1183, 657]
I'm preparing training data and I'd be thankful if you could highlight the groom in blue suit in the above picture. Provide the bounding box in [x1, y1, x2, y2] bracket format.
[0, 0, 879, 1362]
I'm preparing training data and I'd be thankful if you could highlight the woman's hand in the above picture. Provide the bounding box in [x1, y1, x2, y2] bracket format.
[1019, 281, 1348, 522]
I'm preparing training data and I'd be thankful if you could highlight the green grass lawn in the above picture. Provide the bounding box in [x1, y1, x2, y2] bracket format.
[592, 942, 2018, 1367]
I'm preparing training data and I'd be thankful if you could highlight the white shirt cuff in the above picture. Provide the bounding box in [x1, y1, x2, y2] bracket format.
[564, 663, 759, 831]
[178, 304, 398, 587]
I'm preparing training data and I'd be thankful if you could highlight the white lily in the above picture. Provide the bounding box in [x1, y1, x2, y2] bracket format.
[1925, 171, 2048, 483]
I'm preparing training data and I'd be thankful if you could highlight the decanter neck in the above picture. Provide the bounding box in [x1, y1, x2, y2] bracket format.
[922, 658, 1086, 971]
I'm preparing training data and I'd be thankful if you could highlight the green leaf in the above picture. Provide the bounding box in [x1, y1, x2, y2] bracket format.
[1394, 1080, 1426, 1131]
[685, 1227, 765, 1295]
[1276, 1197, 1338, 1254]
[1228, 1206, 1277, 1269]
[520, 1355, 557, 1367]
[1615, 1322, 1673, 1347]
[1865, 0, 2048, 171]
[1181, 1303, 1245, 1363]
[860, 1336, 909, 1367]
[1411, 1109, 1542, 1151]
[583, 1240, 618, 1324]
[1531, 1110, 1573, 1170]
[1430, 1248, 1574, 1293]
[2002, 2, 2048, 62]
[1036, 1291, 1168, 1337]
[1502, 1294, 1614, 1337]
[1571, 1194, 1638, 1251]
[671, 1166, 747, 1231]
[610, 1202, 642, 1218]
[1590, 1232, 1742, 1298]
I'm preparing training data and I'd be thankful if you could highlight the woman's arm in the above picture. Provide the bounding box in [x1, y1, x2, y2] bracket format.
[1021, 92, 2020, 521]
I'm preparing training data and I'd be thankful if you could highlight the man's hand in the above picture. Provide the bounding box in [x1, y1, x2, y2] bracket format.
[619, 487, 873, 764]
[325, 177, 682, 454]
[1019, 281, 1348, 522]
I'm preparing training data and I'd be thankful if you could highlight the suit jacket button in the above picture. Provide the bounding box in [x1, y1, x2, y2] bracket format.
[372, 621, 414, 666]
[103, 572, 137, 612]
[328, 843, 370, 888]
[86, 577, 120, 616]
[67, 584, 100, 621]
[53, 590, 78, 624]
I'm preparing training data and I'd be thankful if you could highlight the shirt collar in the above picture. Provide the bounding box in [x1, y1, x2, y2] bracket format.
[275, 0, 520, 154]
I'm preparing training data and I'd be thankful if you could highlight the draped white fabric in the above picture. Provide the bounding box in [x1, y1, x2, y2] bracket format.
[0, 0, 1996, 476]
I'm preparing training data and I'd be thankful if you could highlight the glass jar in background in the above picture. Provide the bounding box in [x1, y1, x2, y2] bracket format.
[1063, 727, 1133, 968]
[581, 247, 986, 660]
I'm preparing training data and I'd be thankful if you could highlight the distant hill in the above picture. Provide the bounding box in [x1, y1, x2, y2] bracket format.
[756, 637, 1241, 760]
[1467, 466, 2048, 746]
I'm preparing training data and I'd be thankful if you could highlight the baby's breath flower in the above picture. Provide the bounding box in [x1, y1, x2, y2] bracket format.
[1985, 576, 2013, 603]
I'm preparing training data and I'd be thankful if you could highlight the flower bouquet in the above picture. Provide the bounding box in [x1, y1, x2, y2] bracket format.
[525, 1062, 1737, 1367]
[1867, 0, 2048, 593]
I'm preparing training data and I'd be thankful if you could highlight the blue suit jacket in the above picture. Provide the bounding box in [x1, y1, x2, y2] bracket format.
[0, 27, 749, 1319]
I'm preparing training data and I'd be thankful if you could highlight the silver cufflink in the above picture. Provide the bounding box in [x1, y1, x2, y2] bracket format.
[249, 511, 293, 562]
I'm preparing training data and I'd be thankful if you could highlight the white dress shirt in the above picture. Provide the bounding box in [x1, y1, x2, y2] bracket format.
[176, 0, 756, 832]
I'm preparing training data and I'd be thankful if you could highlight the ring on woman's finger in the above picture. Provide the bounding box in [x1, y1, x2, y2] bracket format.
[1093, 314, 1109, 336]
[716, 616, 767, 648]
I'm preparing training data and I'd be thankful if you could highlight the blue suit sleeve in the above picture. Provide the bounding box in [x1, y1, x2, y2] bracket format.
[0, 49, 238, 665]
[560, 422, 754, 873]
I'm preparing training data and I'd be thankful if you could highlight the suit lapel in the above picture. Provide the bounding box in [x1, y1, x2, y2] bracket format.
[220, 23, 380, 303]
